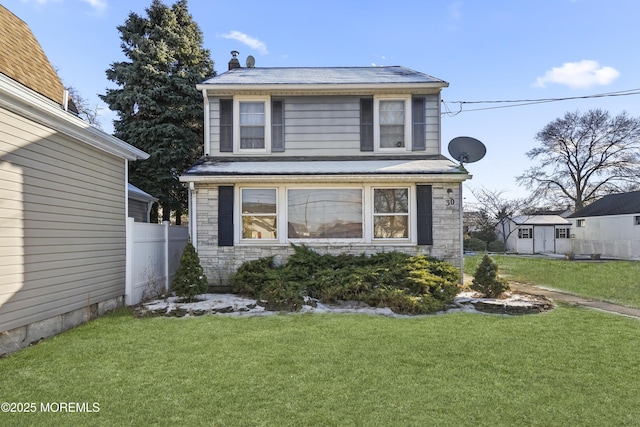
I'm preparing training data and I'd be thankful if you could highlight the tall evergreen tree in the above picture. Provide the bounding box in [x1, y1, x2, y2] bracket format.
[100, 0, 215, 223]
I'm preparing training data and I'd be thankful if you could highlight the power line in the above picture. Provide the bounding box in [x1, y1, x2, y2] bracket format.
[441, 88, 640, 115]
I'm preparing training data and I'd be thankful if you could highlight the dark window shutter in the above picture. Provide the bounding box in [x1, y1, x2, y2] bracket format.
[218, 186, 234, 246]
[272, 100, 285, 152]
[412, 96, 426, 151]
[219, 99, 233, 152]
[416, 185, 433, 245]
[360, 98, 374, 152]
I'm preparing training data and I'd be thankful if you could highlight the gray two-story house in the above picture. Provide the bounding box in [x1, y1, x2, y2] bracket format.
[180, 53, 471, 286]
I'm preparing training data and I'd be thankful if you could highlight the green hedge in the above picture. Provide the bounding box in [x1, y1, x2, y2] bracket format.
[231, 244, 460, 314]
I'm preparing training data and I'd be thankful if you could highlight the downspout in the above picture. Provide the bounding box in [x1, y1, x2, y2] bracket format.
[203, 89, 210, 156]
[190, 182, 197, 250]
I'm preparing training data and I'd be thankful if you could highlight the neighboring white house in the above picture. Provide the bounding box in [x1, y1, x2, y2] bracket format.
[498, 215, 572, 254]
[568, 191, 640, 260]
[180, 53, 472, 286]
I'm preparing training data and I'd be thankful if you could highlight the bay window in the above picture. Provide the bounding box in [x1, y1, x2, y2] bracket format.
[288, 189, 363, 239]
[234, 185, 423, 244]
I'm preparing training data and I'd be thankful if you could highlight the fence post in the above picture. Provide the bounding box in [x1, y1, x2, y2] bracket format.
[125, 217, 134, 306]
[163, 221, 170, 292]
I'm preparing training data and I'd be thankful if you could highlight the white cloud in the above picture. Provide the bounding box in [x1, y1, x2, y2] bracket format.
[81, 0, 107, 12]
[221, 31, 268, 55]
[534, 60, 620, 89]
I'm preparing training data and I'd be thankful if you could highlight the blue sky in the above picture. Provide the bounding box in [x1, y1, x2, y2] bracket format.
[5, 0, 640, 206]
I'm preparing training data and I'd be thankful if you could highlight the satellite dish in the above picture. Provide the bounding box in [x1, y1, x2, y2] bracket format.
[246, 55, 255, 68]
[448, 136, 486, 164]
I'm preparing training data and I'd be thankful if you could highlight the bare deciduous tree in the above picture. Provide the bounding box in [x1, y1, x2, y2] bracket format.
[517, 109, 640, 210]
[470, 188, 535, 245]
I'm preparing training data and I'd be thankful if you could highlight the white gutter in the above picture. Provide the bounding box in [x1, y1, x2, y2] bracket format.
[0, 73, 148, 161]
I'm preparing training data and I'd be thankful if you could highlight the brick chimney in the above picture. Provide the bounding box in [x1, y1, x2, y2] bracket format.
[228, 50, 240, 70]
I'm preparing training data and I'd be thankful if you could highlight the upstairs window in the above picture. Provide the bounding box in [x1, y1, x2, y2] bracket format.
[635, 216, 640, 225]
[373, 96, 411, 151]
[239, 101, 265, 149]
[576, 219, 586, 227]
[379, 100, 405, 148]
[232, 96, 271, 152]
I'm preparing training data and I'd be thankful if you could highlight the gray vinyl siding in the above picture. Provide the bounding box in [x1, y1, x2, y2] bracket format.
[207, 95, 441, 156]
[0, 107, 127, 332]
[128, 199, 149, 222]
[425, 94, 440, 153]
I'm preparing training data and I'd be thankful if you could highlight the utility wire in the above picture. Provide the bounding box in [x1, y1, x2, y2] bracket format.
[441, 88, 640, 115]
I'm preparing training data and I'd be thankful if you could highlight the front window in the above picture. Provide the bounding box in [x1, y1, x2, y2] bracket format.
[287, 189, 363, 239]
[373, 188, 409, 238]
[518, 228, 532, 239]
[239, 102, 265, 149]
[555, 228, 570, 238]
[241, 188, 277, 239]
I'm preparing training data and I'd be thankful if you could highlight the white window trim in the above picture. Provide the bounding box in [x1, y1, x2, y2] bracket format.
[234, 184, 416, 245]
[371, 186, 412, 241]
[373, 95, 412, 152]
[233, 95, 271, 153]
[238, 188, 279, 242]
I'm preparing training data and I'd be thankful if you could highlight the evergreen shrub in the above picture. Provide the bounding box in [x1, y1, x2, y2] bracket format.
[171, 241, 208, 302]
[487, 240, 506, 252]
[471, 254, 510, 298]
[464, 237, 487, 252]
[231, 244, 461, 314]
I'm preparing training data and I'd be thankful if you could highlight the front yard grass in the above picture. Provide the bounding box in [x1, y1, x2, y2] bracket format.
[464, 254, 640, 308]
[1, 306, 639, 426]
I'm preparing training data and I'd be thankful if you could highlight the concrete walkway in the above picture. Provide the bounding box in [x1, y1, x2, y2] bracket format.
[509, 281, 640, 319]
[463, 274, 640, 319]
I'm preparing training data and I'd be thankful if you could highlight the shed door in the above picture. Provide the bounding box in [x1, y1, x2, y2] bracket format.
[534, 226, 555, 253]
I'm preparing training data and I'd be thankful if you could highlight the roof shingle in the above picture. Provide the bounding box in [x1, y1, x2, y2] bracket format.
[568, 191, 640, 218]
[0, 5, 76, 112]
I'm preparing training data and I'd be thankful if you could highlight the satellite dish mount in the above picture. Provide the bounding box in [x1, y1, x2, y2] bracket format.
[448, 136, 487, 165]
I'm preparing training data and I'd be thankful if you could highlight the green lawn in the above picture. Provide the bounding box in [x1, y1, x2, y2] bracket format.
[464, 254, 640, 309]
[1, 307, 639, 426]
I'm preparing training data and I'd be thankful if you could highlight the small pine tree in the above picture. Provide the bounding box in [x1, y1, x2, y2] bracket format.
[172, 241, 208, 302]
[471, 254, 510, 298]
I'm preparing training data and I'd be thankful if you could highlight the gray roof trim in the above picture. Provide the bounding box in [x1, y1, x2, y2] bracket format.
[568, 191, 640, 218]
[180, 155, 468, 181]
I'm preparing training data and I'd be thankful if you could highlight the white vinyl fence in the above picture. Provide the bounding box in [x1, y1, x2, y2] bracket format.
[125, 218, 189, 305]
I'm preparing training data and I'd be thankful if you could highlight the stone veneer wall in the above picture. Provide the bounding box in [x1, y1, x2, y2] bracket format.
[194, 183, 462, 287]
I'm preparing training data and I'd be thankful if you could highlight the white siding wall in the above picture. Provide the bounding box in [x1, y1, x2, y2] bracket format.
[207, 95, 441, 156]
[0, 107, 127, 332]
[571, 215, 640, 259]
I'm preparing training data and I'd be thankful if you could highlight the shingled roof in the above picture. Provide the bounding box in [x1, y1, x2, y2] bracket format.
[0, 5, 77, 113]
[199, 66, 448, 87]
[568, 191, 640, 218]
